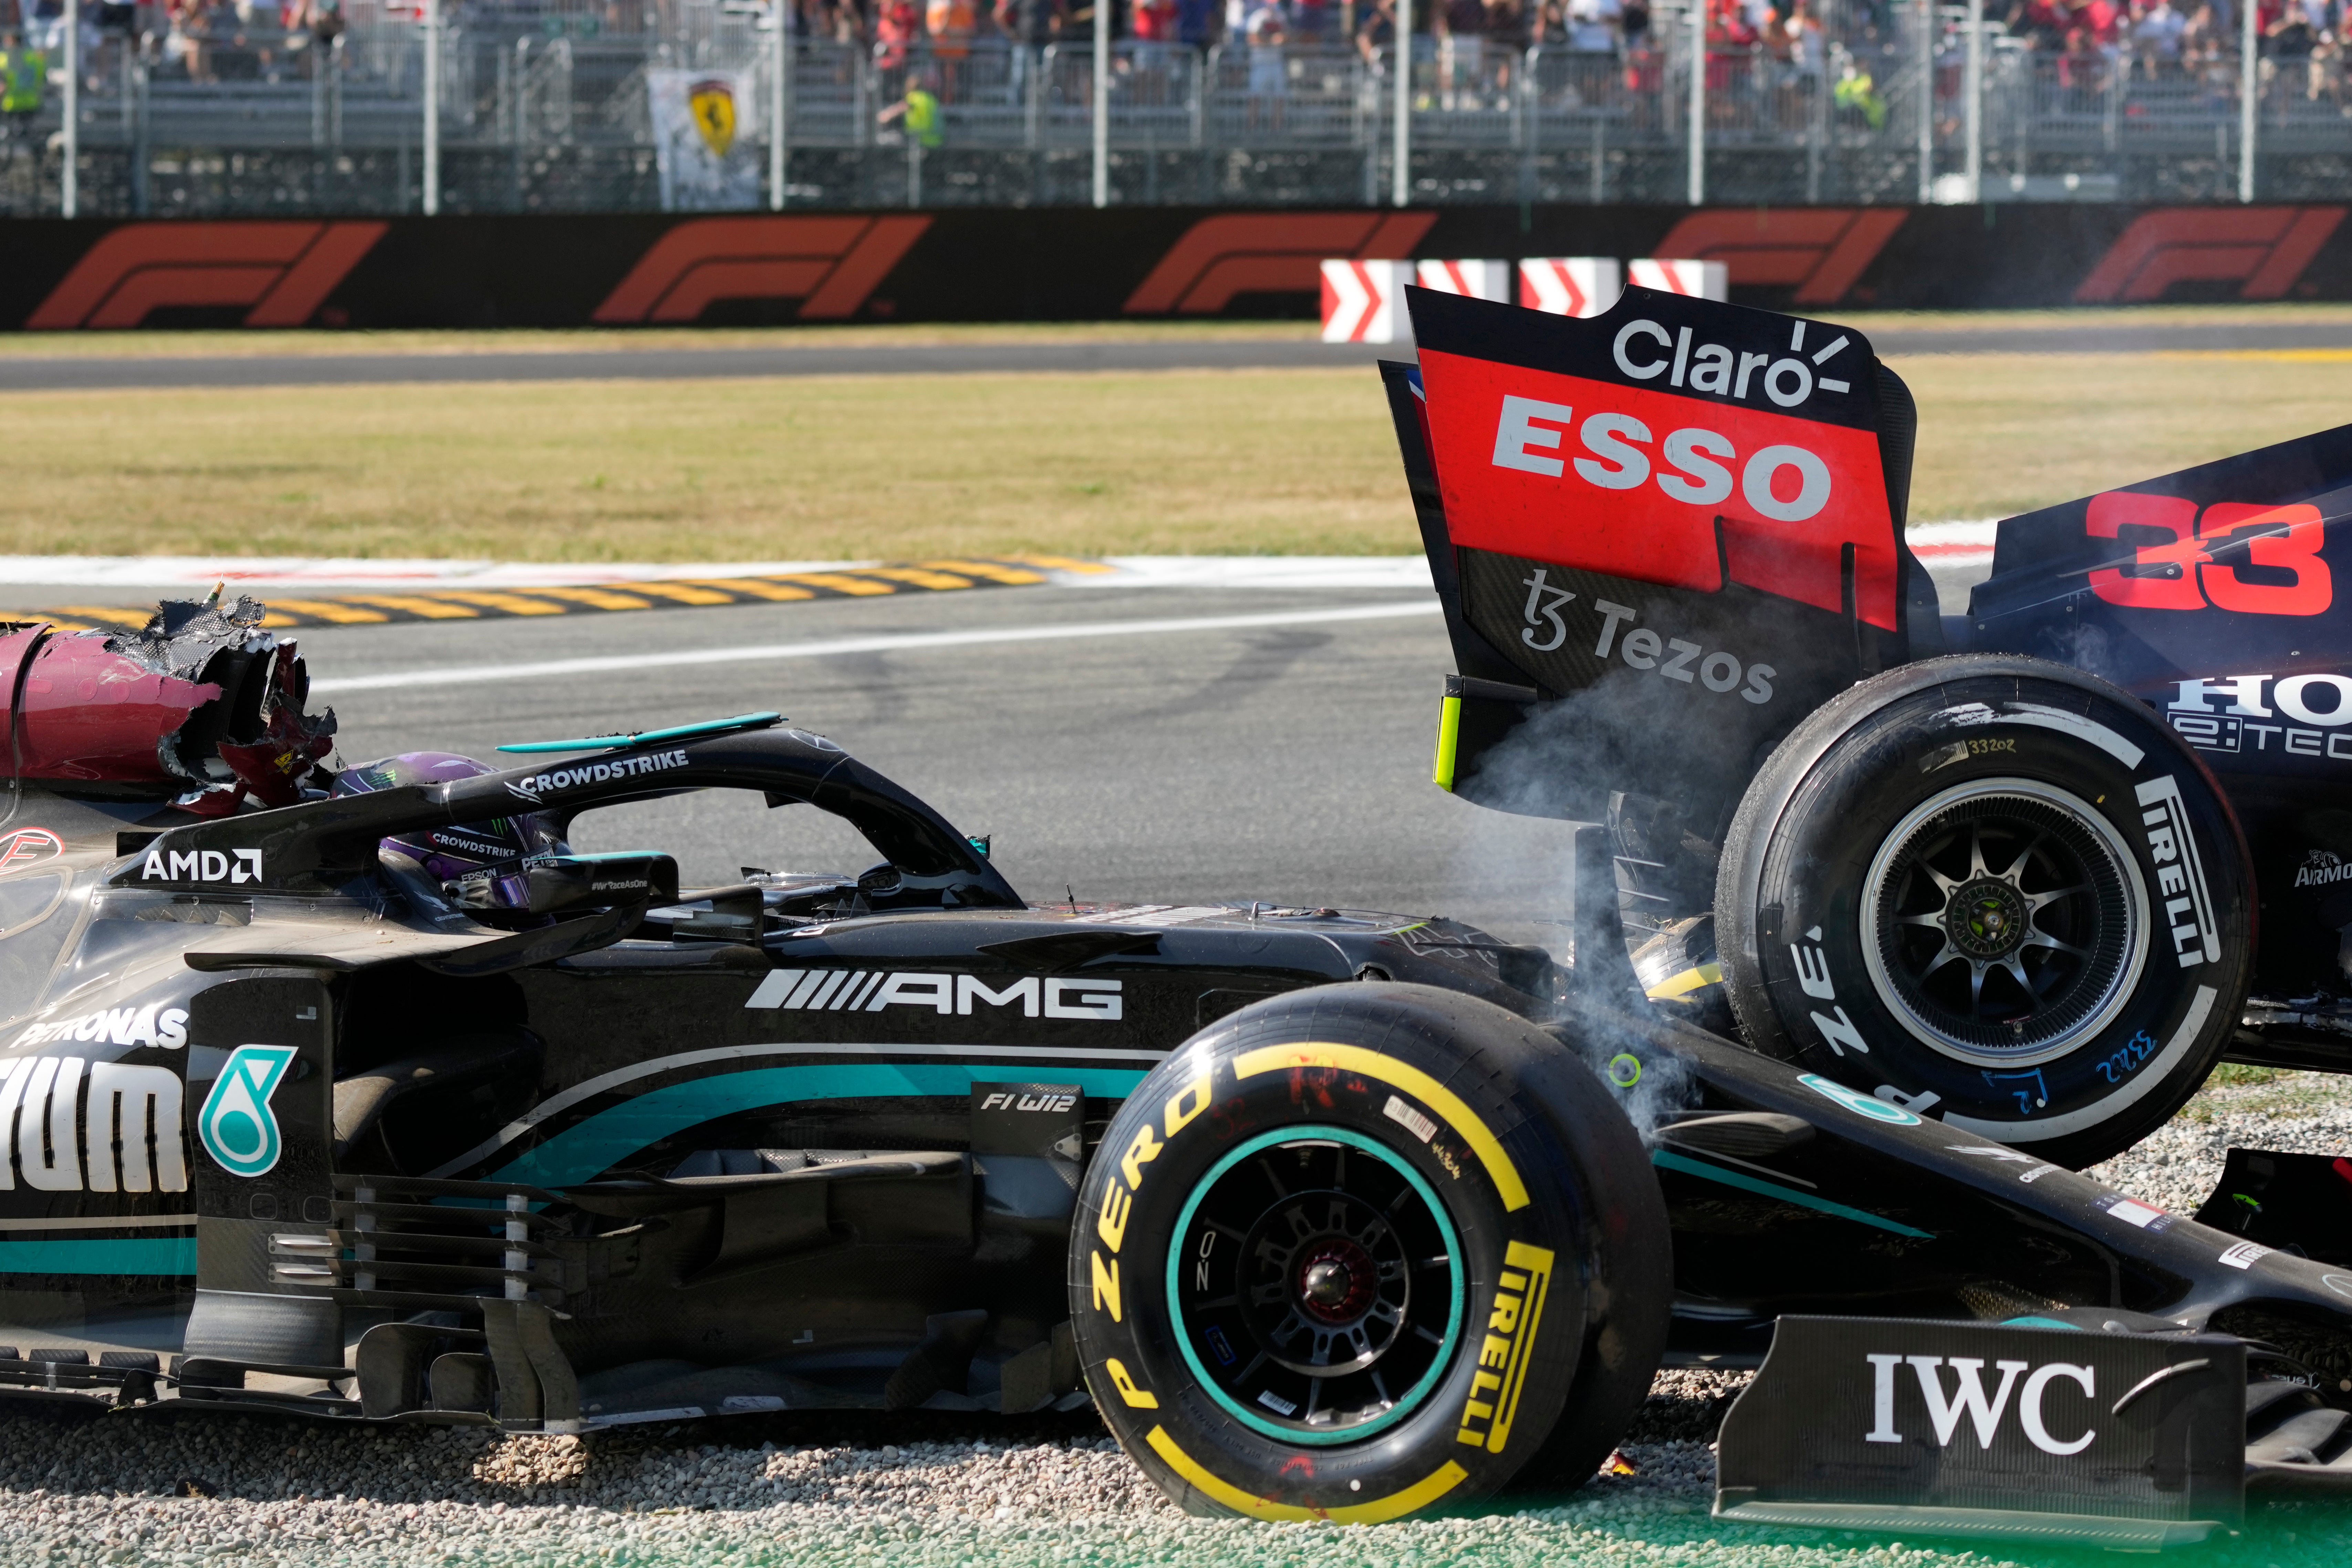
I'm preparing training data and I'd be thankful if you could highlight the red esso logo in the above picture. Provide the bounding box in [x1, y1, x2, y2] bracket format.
[2088, 491, 2332, 615]
[1490, 394, 1833, 524]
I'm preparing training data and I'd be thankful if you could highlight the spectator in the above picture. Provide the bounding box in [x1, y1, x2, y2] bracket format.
[876, 0, 921, 71]
[1834, 55, 1886, 124]
[1791, 0, 1825, 74]
[1433, 0, 1487, 106]
[1355, 0, 1397, 71]
[1567, 0, 1620, 52]
[1131, 0, 1177, 103]
[1173, 0, 1218, 45]
[2134, 0, 2186, 70]
[0, 29, 43, 143]
[878, 71, 946, 142]
[995, 0, 1059, 105]
[1294, 0, 1337, 43]
[927, 0, 977, 98]
[1245, 0, 1286, 125]
[1132, 0, 1179, 59]
[1620, 0, 1648, 48]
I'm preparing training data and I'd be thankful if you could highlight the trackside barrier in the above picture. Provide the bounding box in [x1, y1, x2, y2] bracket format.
[1519, 257, 1623, 317]
[1629, 258, 1730, 300]
[1320, 259, 1414, 343]
[1414, 260, 1511, 302]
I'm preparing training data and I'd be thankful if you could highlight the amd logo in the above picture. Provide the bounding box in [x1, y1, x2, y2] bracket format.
[139, 847, 263, 885]
[1864, 1353, 2096, 1456]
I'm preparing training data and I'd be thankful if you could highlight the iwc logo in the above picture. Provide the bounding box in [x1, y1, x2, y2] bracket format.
[197, 1046, 298, 1178]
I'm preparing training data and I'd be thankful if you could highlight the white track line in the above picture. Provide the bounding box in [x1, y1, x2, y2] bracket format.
[308, 600, 1445, 694]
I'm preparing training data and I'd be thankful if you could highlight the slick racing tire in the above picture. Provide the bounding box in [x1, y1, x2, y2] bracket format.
[1715, 654, 2253, 1171]
[1070, 983, 1671, 1520]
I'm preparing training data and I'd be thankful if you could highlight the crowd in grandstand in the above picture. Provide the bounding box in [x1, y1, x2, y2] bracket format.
[0, 0, 2346, 107]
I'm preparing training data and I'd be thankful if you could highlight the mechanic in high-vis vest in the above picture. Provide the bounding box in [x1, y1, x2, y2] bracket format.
[0, 33, 46, 141]
[880, 81, 945, 148]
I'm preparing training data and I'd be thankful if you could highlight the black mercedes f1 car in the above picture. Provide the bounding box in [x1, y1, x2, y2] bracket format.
[0, 283, 2345, 1543]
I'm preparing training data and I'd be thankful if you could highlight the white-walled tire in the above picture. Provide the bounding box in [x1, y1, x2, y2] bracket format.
[1716, 655, 2254, 1170]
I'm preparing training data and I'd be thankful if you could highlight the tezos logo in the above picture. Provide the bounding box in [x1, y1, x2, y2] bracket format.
[198, 1046, 298, 1178]
[1512, 569, 1777, 706]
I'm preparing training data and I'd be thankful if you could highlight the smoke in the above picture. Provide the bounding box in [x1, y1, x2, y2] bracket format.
[1436, 663, 1715, 1141]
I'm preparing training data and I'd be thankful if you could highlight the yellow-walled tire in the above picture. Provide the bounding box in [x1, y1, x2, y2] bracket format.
[1069, 982, 1671, 1519]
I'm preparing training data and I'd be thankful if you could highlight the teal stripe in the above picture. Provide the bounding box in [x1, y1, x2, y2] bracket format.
[1651, 1149, 1935, 1239]
[492, 1064, 1149, 1188]
[0, 1237, 197, 1275]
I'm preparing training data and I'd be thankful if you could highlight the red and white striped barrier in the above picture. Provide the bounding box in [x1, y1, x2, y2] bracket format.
[1413, 259, 1511, 301]
[1518, 257, 1623, 318]
[1628, 258, 1730, 300]
[1320, 259, 1414, 343]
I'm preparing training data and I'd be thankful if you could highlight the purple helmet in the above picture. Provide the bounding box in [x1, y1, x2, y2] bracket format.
[332, 752, 565, 906]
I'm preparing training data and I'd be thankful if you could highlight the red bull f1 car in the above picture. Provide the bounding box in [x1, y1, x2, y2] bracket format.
[0, 285, 2345, 1542]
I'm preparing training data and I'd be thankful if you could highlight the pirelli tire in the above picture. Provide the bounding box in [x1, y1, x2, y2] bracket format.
[1715, 653, 2254, 1171]
[1069, 983, 1671, 1521]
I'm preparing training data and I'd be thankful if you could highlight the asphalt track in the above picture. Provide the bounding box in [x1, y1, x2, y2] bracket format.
[292, 580, 1584, 942]
[7, 315, 2352, 390]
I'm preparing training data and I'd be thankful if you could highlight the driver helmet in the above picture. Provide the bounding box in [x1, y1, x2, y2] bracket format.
[332, 751, 565, 905]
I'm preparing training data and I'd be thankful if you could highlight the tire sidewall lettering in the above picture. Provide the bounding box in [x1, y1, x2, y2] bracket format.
[1072, 1008, 1592, 1507]
[1750, 687, 2243, 1141]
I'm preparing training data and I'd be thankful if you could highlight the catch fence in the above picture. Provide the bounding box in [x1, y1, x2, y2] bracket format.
[0, 0, 2344, 216]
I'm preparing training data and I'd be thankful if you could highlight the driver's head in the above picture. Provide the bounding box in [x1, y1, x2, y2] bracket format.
[332, 751, 565, 896]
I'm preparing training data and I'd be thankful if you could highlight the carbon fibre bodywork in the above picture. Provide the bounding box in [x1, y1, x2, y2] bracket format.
[0, 682, 2341, 1442]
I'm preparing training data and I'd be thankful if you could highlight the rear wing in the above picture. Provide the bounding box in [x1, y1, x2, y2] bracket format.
[1390, 286, 1928, 831]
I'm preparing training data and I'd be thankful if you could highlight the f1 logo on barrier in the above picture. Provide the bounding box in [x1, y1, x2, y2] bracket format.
[1123, 211, 1435, 315]
[2086, 492, 2332, 615]
[1648, 209, 1909, 305]
[2075, 206, 2347, 303]
[27, 221, 387, 330]
[592, 216, 932, 324]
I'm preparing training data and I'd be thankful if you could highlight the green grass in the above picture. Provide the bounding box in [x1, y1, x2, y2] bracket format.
[3, 320, 2349, 561]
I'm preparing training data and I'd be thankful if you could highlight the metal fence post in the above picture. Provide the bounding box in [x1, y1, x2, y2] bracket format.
[1391, 0, 1411, 206]
[423, 0, 441, 215]
[2237, 0, 2256, 201]
[1091, 2, 1110, 206]
[61, 0, 77, 218]
[1962, 0, 1981, 201]
[1916, 0, 1932, 200]
[1686, 0, 1704, 205]
[770, 0, 788, 209]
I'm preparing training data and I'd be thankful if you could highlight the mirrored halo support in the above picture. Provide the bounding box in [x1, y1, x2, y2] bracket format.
[1858, 776, 2150, 1070]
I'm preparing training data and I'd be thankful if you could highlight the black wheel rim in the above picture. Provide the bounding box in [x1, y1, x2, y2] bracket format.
[1167, 1128, 1464, 1445]
[1863, 778, 2147, 1066]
